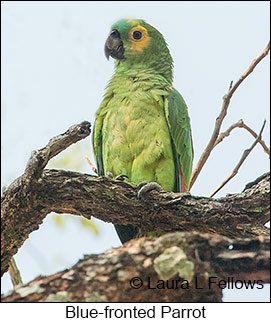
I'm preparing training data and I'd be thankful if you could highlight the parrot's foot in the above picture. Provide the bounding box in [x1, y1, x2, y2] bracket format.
[115, 174, 129, 181]
[137, 182, 163, 199]
[106, 172, 129, 182]
[181, 192, 192, 197]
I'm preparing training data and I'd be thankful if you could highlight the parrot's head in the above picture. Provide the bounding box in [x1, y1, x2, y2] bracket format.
[104, 19, 173, 82]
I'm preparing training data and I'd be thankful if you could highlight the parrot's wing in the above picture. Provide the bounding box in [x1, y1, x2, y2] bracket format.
[164, 88, 194, 192]
[92, 115, 105, 176]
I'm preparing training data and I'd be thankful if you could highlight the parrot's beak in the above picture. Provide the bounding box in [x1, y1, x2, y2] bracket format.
[104, 29, 125, 60]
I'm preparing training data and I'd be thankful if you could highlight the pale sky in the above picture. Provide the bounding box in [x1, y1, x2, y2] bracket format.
[1, 1, 270, 301]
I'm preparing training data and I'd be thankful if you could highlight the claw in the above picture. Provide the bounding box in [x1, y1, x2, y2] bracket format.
[137, 182, 163, 199]
[115, 174, 129, 181]
[137, 181, 148, 190]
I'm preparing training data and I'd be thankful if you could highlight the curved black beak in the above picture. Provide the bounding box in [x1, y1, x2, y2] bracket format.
[104, 29, 125, 60]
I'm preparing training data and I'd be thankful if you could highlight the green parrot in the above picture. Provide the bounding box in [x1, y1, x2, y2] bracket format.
[93, 19, 193, 243]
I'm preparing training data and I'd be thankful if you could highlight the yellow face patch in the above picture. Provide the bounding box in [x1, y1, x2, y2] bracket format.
[128, 25, 150, 52]
[126, 19, 137, 25]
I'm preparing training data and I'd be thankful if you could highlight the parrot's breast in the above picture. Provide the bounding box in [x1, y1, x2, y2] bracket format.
[101, 82, 175, 191]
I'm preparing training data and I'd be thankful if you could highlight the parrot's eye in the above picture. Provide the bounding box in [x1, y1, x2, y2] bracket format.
[132, 30, 143, 40]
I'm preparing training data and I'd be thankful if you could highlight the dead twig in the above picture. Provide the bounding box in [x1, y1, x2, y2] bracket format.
[8, 257, 23, 288]
[25, 121, 91, 179]
[240, 122, 270, 156]
[214, 119, 270, 156]
[85, 155, 98, 174]
[190, 42, 270, 189]
[210, 120, 266, 197]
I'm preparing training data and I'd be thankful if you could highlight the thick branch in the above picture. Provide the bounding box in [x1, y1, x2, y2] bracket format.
[1, 167, 269, 277]
[41, 170, 270, 232]
[1, 232, 269, 302]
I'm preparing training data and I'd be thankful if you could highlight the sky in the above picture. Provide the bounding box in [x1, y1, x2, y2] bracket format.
[1, 1, 270, 301]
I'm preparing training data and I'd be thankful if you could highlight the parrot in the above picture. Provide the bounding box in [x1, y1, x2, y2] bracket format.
[92, 19, 193, 244]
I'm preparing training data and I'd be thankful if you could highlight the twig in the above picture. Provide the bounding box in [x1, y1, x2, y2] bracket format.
[1, 232, 270, 302]
[189, 42, 270, 189]
[25, 121, 91, 178]
[241, 122, 270, 156]
[85, 155, 98, 174]
[214, 119, 270, 156]
[9, 257, 23, 288]
[210, 120, 266, 197]
[214, 119, 244, 146]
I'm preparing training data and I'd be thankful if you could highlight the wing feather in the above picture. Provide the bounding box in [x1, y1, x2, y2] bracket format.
[164, 88, 193, 191]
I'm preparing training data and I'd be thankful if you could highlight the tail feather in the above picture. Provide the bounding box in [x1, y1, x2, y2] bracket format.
[180, 171, 187, 193]
[115, 224, 138, 244]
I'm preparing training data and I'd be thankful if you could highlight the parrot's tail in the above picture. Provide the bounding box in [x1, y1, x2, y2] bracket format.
[114, 224, 139, 244]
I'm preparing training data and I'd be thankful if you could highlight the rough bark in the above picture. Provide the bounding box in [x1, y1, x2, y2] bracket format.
[1, 232, 269, 302]
[1, 163, 270, 277]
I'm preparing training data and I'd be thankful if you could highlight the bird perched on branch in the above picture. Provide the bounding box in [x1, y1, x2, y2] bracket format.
[93, 19, 193, 243]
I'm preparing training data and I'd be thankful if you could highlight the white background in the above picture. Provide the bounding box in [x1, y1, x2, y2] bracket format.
[1, 1, 270, 302]
[0, 303, 270, 322]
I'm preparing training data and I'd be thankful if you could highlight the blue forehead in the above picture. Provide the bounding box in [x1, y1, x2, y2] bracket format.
[111, 19, 145, 34]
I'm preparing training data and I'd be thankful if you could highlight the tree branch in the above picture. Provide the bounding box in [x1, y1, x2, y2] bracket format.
[1, 232, 269, 302]
[1, 121, 91, 277]
[1, 167, 269, 277]
[214, 119, 270, 156]
[210, 120, 267, 197]
[24, 121, 91, 178]
[8, 257, 23, 288]
[190, 42, 270, 189]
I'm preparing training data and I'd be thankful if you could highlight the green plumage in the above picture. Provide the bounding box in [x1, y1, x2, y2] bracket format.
[93, 19, 193, 242]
